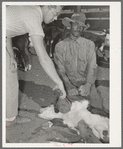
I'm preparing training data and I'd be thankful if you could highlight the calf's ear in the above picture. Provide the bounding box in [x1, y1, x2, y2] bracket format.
[54, 107, 59, 113]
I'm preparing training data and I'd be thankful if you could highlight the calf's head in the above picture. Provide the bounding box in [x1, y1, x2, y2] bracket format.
[38, 104, 62, 120]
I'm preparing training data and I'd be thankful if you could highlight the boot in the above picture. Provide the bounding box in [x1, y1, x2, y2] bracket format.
[6, 115, 31, 126]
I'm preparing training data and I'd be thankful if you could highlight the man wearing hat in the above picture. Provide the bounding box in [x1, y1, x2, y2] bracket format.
[54, 13, 105, 111]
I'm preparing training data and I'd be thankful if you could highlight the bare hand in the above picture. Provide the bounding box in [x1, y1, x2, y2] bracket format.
[78, 83, 91, 96]
[53, 83, 66, 99]
[68, 88, 79, 96]
[10, 57, 17, 73]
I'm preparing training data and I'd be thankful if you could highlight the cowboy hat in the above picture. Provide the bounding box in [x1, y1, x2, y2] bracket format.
[62, 13, 90, 30]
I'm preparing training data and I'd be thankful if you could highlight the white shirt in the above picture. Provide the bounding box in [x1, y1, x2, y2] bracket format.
[6, 5, 45, 38]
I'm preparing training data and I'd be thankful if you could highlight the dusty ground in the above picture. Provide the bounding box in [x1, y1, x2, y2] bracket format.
[6, 54, 109, 144]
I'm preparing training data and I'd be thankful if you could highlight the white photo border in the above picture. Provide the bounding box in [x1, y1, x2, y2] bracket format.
[2, 1, 121, 148]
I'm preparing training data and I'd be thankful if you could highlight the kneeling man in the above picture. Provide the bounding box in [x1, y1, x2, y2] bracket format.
[54, 13, 105, 110]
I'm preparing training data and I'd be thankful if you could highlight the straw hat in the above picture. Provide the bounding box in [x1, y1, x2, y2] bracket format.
[62, 13, 90, 30]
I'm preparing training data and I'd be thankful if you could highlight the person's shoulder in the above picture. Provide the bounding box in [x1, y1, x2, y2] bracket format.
[56, 38, 68, 47]
[55, 38, 69, 54]
[80, 36, 95, 47]
[80, 36, 94, 43]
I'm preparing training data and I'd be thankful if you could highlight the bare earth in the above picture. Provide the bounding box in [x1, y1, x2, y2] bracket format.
[6, 54, 109, 144]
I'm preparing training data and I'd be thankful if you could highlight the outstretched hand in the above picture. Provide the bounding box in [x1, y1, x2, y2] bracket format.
[53, 83, 66, 99]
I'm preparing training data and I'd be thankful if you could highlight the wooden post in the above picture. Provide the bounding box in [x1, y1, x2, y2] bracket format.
[76, 6, 81, 13]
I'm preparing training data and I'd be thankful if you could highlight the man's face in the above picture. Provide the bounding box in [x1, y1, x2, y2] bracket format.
[43, 6, 62, 24]
[70, 22, 83, 37]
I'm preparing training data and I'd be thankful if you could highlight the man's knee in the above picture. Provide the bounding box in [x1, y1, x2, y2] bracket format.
[88, 85, 103, 109]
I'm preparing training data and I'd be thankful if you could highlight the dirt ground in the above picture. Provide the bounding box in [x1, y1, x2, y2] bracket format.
[6, 54, 109, 144]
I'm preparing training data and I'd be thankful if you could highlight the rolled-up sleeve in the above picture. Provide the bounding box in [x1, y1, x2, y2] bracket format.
[86, 41, 97, 85]
[24, 16, 45, 37]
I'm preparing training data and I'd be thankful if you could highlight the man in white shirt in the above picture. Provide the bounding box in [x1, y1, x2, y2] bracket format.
[6, 5, 66, 125]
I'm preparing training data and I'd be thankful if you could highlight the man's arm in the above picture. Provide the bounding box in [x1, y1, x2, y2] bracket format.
[6, 37, 17, 72]
[79, 41, 97, 96]
[54, 43, 78, 96]
[86, 41, 97, 85]
[6, 38, 14, 57]
[31, 35, 66, 98]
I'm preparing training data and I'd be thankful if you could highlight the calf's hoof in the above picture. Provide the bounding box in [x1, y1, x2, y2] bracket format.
[25, 64, 32, 71]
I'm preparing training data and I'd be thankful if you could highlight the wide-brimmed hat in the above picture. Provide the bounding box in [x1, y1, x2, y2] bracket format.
[62, 13, 90, 30]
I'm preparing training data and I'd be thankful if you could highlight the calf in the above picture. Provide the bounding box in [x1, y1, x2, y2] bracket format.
[38, 100, 109, 142]
[97, 29, 110, 61]
[12, 33, 31, 71]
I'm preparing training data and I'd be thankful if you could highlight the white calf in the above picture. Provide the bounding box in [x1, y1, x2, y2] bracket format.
[38, 100, 109, 141]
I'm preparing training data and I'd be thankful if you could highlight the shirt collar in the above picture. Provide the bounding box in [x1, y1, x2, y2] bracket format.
[67, 36, 82, 45]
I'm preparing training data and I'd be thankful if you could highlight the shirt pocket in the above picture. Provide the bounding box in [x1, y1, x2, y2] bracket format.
[78, 59, 87, 72]
[65, 56, 75, 73]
